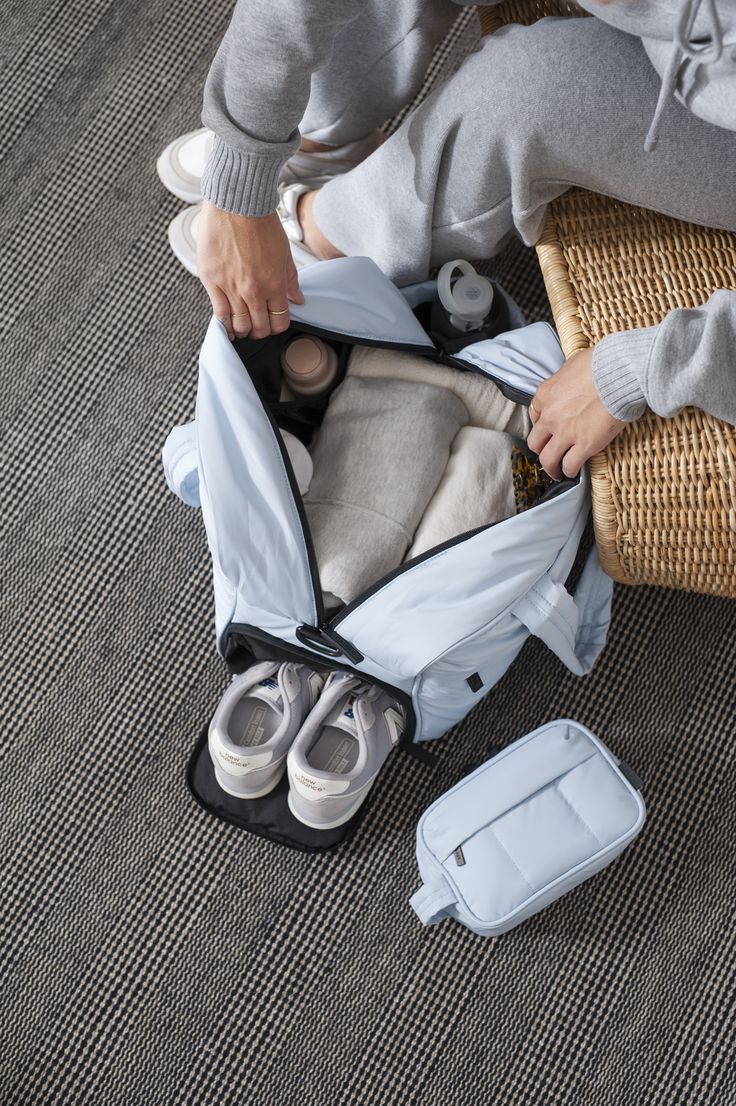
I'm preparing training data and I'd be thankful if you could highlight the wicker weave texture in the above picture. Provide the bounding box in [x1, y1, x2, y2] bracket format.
[478, 0, 581, 35]
[536, 192, 736, 596]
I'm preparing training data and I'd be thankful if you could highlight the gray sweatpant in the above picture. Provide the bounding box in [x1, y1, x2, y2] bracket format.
[303, 8, 736, 286]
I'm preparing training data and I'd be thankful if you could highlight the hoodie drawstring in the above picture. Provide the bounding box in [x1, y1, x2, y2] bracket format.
[644, 0, 727, 152]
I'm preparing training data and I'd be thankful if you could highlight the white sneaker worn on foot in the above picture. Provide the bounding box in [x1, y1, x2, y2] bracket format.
[167, 203, 200, 276]
[166, 185, 320, 277]
[157, 128, 384, 204]
[156, 128, 214, 205]
[286, 672, 405, 830]
[209, 661, 325, 799]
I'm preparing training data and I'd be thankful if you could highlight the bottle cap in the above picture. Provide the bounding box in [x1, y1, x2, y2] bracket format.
[437, 260, 494, 327]
[281, 336, 338, 395]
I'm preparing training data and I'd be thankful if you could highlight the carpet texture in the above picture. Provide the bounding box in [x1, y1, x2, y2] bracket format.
[1, 3, 735, 1104]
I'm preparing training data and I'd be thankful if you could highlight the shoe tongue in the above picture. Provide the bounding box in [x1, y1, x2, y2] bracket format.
[325, 692, 361, 738]
[247, 675, 284, 712]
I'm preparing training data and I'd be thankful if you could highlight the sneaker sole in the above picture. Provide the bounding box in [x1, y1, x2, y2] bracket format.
[286, 787, 368, 830]
[213, 762, 286, 800]
[167, 205, 200, 276]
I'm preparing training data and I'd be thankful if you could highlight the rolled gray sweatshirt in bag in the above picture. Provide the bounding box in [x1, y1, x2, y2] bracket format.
[304, 375, 468, 605]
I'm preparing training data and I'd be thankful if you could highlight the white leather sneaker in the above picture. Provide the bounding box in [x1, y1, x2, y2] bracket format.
[167, 203, 200, 276]
[156, 128, 214, 205]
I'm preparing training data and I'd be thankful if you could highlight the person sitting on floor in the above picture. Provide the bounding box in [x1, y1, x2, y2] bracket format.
[162, 0, 736, 480]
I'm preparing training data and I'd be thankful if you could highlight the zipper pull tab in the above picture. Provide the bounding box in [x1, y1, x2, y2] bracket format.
[295, 623, 364, 665]
[318, 625, 364, 665]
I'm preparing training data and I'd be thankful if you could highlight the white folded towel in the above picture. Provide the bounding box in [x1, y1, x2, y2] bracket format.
[406, 427, 519, 560]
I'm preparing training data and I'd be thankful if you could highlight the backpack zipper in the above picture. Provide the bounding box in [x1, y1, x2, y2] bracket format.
[238, 318, 550, 705]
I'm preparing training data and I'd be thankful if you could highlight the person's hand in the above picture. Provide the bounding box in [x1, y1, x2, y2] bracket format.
[527, 347, 627, 480]
[196, 201, 304, 341]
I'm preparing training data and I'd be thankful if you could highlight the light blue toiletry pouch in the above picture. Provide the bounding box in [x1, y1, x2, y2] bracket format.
[410, 718, 646, 936]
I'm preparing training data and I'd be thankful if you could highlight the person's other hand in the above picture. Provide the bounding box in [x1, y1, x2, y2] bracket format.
[527, 347, 627, 480]
[196, 201, 305, 341]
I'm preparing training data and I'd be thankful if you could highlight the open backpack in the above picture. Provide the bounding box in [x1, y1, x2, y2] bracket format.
[163, 256, 613, 850]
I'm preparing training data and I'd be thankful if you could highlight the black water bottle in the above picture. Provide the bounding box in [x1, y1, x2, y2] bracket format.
[430, 259, 510, 354]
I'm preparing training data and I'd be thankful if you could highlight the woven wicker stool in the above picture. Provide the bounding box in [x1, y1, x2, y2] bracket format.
[479, 2, 736, 597]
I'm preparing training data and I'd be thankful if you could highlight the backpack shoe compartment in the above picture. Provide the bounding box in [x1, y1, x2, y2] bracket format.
[187, 718, 374, 853]
[410, 719, 646, 935]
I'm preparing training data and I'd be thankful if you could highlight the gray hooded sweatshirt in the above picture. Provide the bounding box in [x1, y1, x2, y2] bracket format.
[575, 0, 736, 425]
[201, 0, 736, 426]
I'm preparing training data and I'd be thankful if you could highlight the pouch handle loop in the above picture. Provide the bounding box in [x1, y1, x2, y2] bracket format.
[410, 880, 456, 926]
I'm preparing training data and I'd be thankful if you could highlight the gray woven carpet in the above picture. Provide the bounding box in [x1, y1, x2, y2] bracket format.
[2, 3, 735, 1103]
